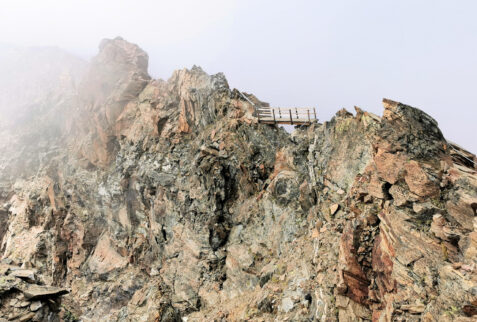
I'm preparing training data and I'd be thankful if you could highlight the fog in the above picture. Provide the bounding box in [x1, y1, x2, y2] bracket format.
[1, 0, 476, 152]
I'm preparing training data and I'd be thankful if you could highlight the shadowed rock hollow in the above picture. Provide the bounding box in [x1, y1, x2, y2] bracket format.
[0, 38, 476, 321]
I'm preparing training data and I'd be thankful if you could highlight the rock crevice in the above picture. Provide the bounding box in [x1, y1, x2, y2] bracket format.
[0, 38, 476, 321]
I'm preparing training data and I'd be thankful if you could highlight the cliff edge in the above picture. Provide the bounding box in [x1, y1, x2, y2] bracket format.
[0, 38, 476, 321]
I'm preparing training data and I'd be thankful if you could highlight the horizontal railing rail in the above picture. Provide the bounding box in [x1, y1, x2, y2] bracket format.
[236, 90, 317, 125]
[257, 107, 318, 125]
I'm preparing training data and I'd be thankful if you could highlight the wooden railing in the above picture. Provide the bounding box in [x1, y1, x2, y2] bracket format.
[257, 107, 318, 125]
[237, 90, 317, 125]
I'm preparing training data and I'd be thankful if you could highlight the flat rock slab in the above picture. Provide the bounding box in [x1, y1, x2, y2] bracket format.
[9, 269, 36, 282]
[18, 312, 35, 322]
[20, 285, 68, 300]
[0, 275, 22, 295]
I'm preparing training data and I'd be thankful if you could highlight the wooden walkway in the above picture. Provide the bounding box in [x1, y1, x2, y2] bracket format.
[238, 91, 318, 125]
[257, 107, 318, 125]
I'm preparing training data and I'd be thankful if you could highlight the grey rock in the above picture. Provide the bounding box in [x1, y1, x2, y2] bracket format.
[9, 269, 36, 282]
[0, 38, 475, 322]
[29, 301, 42, 312]
[281, 297, 294, 313]
[20, 285, 68, 300]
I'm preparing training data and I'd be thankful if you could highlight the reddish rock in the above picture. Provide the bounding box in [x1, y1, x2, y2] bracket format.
[87, 234, 128, 274]
[404, 161, 440, 197]
[0, 40, 475, 321]
[338, 223, 370, 305]
[374, 150, 406, 184]
[372, 234, 395, 296]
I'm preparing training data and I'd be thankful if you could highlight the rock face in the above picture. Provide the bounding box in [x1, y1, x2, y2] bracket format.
[0, 37, 476, 321]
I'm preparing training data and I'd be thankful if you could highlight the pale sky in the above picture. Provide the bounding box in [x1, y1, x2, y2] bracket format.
[1, 0, 476, 152]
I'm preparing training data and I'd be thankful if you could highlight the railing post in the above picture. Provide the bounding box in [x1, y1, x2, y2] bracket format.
[313, 108, 317, 122]
[273, 109, 276, 124]
[307, 109, 310, 122]
[289, 109, 293, 125]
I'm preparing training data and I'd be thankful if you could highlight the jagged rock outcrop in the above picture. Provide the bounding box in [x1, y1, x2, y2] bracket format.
[74, 37, 151, 167]
[0, 38, 475, 321]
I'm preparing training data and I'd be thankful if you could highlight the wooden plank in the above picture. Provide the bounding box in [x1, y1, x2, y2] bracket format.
[260, 120, 313, 125]
[257, 106, 317, 125]
[270, 107, 315, 111]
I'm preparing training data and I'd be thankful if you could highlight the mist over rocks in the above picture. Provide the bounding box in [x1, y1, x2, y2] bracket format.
[0, 38, 476, 321]
[0, 44, 86, 126]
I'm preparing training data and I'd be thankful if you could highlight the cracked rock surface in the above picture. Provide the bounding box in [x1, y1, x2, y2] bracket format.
[0, 38, 476, 321]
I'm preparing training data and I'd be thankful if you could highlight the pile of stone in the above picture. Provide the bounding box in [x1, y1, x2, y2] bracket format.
[0, 261, 68, 321]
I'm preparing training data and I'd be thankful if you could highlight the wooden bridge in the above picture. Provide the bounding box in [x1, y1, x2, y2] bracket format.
[238, 91, 318, 125]
[256, 106, 318, 125]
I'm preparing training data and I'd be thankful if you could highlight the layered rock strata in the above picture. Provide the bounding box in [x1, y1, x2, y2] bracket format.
[0, 37, 475, 321]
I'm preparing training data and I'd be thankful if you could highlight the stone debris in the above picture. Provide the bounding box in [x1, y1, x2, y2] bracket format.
[0, 37, 475, 321]
[280, 297, 294, 313]
[330, 203, 340, 215]
[0, 264, 68, 320]
[401, 303, 426, 314]
[9, 268, 36, 282]
[20, 285, 69, 300]
[29, 301, 42, 312]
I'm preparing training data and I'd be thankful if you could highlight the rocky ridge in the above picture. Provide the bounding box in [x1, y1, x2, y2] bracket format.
[0, 37, 476, 321]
